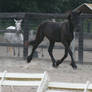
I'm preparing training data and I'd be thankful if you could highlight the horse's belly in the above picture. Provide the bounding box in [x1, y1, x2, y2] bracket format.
[45, 33, 61, 42]
[44, 27, 61, 42]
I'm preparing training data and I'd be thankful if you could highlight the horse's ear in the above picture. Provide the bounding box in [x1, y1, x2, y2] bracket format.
[14, 19, 17, 23]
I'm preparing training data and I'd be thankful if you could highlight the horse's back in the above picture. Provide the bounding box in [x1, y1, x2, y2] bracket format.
[38, 21, 69, 42]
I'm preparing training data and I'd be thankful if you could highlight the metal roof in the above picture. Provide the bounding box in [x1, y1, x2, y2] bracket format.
[74, 3, 92, 13]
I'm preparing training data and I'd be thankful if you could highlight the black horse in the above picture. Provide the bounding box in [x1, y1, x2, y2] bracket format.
[27, 11, 81, 69]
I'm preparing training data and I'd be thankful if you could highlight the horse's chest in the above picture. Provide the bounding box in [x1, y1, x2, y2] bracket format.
[63, 33, 74, 42]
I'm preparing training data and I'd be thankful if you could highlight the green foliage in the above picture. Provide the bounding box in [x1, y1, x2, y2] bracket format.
[0, 0, 92, 13]
[83, 19, 92, 32]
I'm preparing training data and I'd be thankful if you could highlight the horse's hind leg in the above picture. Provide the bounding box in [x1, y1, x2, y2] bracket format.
[68, 48, 77, 69]
[48, 41, 56, 67]
[27, 35, 44, 63]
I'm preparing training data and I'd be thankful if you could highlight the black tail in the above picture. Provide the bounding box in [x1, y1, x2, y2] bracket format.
[29, 23, 45, 46]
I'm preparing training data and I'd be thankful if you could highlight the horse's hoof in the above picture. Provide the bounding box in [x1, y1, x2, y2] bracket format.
[52, 62, 58, 68]
[56, 60, 61, 67]
[70, 63, 77, 69]
[27, 56, 32, 63]
[52, 60, 60, 68]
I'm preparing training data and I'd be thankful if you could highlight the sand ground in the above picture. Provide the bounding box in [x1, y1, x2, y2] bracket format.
[0, 45, 92, 92]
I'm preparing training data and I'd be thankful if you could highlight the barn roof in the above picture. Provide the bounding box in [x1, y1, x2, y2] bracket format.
[74, 3, 92, 13]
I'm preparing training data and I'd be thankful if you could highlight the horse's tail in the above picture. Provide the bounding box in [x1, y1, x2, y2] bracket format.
[29, 22, 45, 46]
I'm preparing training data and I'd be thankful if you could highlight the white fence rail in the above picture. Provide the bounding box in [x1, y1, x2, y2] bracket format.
[0, 71, 92, 92]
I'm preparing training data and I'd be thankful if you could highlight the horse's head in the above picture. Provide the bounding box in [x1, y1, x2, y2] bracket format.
[67, 11, 81, 28]
[14, 19, 23, 32]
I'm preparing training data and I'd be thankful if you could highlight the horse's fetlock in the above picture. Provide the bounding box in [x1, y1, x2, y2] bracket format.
[27, 56, 32, 63]
[52, 62, 58, 68]
[70, 63, 77, 69]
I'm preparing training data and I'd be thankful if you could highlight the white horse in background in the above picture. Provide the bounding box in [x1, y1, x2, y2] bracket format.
[4, 19, 23, 56]
[52, 18, 56, 22]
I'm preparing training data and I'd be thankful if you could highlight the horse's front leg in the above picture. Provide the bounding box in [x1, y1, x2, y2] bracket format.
[48, 41, 56, 67]
[68, 48, 77, 69]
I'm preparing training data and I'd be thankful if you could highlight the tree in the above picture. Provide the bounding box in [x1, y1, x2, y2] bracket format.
[0, 0, 92, 13]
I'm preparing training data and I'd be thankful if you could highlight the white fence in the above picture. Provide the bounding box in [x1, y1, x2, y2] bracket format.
[0, 71, 92, 92]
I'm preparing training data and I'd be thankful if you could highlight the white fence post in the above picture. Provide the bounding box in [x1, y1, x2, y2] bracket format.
[84, 81, 90, 92]
[37, 71, 48, 92]
[0, 71, 7, 92]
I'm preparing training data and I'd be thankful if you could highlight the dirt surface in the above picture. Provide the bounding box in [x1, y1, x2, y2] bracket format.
[0, 45, 92, 92]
